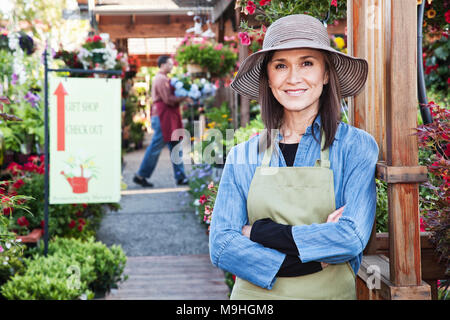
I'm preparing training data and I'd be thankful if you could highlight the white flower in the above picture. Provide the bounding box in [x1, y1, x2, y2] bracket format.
[8, 32, 20, 51]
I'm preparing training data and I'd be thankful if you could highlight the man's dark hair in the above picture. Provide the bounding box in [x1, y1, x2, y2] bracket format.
[157, 55, 170, 67]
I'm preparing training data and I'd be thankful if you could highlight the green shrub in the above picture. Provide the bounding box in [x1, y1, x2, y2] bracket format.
[1, 237, 127, 300]
[44, 237, 128, 295]
[1, 254, 94, 300]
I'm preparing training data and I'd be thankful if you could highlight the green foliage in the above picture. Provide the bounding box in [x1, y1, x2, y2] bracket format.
[231, 114, 265, 146]
[423, 34, 450, 95]
[375, 179, 388, 233]
[1, 236, 127, 300]
[175, 39, 238, 78]
[238, 0, 347, 29]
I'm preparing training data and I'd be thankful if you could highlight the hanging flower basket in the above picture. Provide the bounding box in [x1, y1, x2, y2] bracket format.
[187, 63, 207, 74]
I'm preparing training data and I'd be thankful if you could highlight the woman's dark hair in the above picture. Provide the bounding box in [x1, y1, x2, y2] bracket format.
[258, 49, 341, 152]
[157, 55, 170, 67]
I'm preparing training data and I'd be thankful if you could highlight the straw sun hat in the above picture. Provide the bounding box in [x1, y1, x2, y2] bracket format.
[230, 14, 369, 100]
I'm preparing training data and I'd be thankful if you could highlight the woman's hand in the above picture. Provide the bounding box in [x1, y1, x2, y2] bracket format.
[326, 205, 346, 223]
[242, 225, 252, 238]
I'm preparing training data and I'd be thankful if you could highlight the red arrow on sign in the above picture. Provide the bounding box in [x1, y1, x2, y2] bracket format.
[53, 82, 68, 151]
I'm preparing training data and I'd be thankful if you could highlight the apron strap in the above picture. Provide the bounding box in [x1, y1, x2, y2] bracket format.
[261, 143, 273, 168]
[262, 129, 330, 168]
[314, 129, 330, 168]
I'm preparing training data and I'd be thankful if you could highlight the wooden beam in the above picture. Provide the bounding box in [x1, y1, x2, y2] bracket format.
[98, 22, 193, 39]
[376, 161, 428, 183]
[374, 232, 447, 281]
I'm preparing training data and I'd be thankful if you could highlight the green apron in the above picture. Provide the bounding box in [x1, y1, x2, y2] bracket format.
[230, 131, 356, 300]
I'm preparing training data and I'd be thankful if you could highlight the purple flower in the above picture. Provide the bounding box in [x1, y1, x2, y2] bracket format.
[24, 91, 40, 108]
[11, 73, 18, 85]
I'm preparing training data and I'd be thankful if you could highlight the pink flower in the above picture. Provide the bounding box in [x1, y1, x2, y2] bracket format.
[205, 206, 212, 215]
[331, 0, 338, 7]
[246, 1, 256, 14]
[259, 0, 271, 5]
[214, 43, 223, 51]
[0, 245, 3, 253]
[207, 181, 215, 190]
[238, 32, 251, 46]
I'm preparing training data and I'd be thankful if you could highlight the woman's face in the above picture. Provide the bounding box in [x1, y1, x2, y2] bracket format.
[267, 48, 329, 114]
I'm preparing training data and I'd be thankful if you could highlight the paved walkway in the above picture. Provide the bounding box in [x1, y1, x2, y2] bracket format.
[97, 133, 229, 300]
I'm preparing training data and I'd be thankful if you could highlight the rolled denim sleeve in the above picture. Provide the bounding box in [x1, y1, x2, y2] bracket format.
[292, 130, 379, 264]
[209, 146, 286, 290]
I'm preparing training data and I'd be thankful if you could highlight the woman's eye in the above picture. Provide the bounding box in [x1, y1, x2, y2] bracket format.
[274, 64, 286, 70]
[303, 61, 313, 67]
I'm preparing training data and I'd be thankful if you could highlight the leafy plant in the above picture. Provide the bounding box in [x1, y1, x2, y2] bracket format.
[415, 102, 450, 278]
[2, 236, 127, 300]
[237, 0, 347, 46]
[423, 32, 450, 98]
[174, 36, 238, 78]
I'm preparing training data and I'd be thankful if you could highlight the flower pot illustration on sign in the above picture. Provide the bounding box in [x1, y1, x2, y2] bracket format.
[60, 154, 98, 194]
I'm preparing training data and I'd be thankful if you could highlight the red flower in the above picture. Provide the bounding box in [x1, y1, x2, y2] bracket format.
[86, 37, 92, 43]
[259, 0, 271, 5]
[419, 217, 427, 232]
[445, 10, 450, 24]
[93, 35, 102, 42]
[246, 1, 256, 14]
[12, 179, 24, 189]
[82, 203, 88, 208]
[199, 194, 208, 205]
[77, 224, 84, 232]
[445, 144, 450, 157]
[28, 155, 39, 163]
[3, 207, 13, 216]
[238, 32, 251, 46]
[17, 216, 29, 227]
[68, 220, 76, 229]
[78, 218, 86, 225]
[7, 162, 23, 175]
[1, 195, 11, 203]
[331, 0, 338, 7]
[75, 210, 83, 217]
[40, 220, 45, 228]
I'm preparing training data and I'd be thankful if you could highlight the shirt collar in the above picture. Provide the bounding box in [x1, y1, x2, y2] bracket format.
[277, 114, 335, 142]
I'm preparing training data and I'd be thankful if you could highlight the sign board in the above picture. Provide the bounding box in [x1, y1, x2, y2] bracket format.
[49, 77, 121, 204]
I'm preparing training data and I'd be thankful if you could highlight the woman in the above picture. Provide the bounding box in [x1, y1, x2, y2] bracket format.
[209, 14, 379, 300]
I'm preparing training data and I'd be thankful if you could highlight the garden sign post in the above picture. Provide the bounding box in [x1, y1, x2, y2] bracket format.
[43, 47, 122, 255]
[48, 77, 121, 204]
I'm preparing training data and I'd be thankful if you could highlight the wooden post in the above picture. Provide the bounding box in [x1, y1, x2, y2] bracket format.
[348, 0, 431, 299]
[385, 0, 423, 287]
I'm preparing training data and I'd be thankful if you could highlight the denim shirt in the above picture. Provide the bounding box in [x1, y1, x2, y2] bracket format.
[209, 115, 379, 290]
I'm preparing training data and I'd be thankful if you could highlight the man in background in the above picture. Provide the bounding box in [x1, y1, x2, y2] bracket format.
[134, 55, 191, 187]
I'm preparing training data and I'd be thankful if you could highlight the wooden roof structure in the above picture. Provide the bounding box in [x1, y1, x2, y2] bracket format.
[81, 0, 236, 39]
